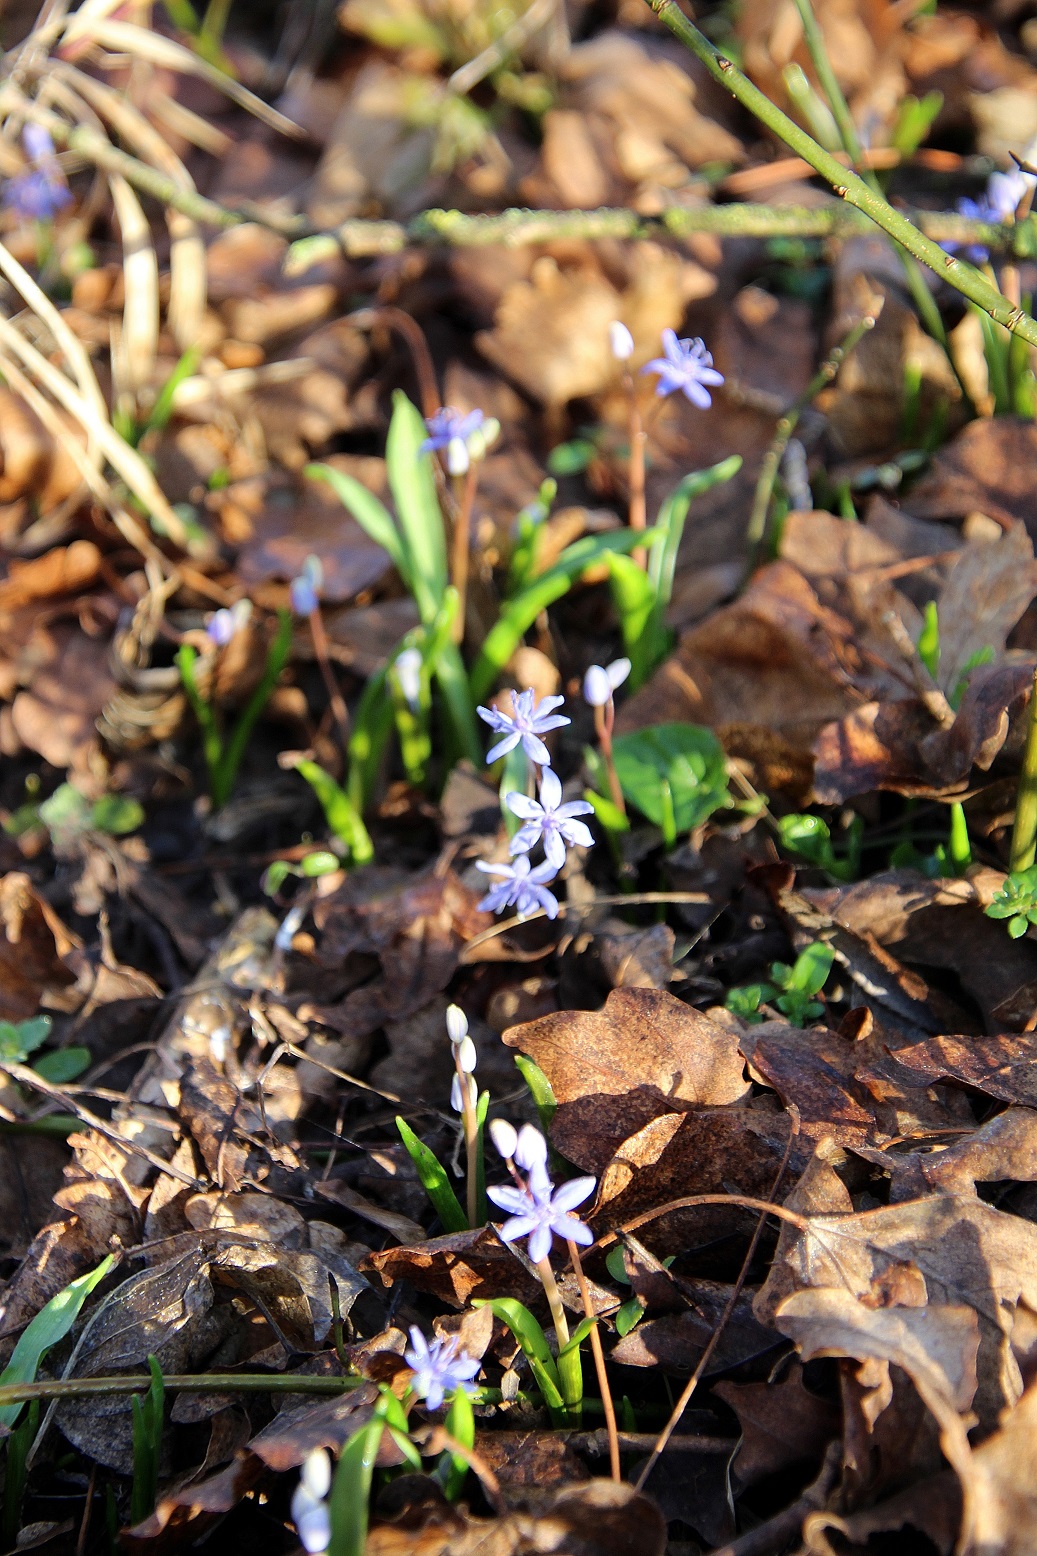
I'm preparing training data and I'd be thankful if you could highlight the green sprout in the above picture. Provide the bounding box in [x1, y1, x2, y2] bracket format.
[726, 940, 835, 1026]
[985, 866, 1037, 938]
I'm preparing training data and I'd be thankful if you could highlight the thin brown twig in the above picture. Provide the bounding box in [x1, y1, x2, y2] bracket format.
[633, 1108, 799, 1492]
[568, 1240, 621, 1482]
[345, 306, 440, 419]
[306, 605, 351, 750]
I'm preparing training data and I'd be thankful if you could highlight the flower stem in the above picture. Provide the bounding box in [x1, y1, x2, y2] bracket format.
[642, 0, 1037, 349]
[454, 1050, 481, 1229]
[307, 605, 350, 750]
[594, 700, 626, 816]
[1011, 669, 1037, 873]
[450, 463, 478, 646]
[536, 1256, 570, 1348]
[567, 1240, 620, 1482]
[624, 373, 647, 570]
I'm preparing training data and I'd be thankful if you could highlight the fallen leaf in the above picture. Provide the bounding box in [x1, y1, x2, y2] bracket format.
[0, 871, 78, 1019]
[362, 1226, 542, 1309]
[503, 987, 749, 1172]
[714, 1360, 841, 1490]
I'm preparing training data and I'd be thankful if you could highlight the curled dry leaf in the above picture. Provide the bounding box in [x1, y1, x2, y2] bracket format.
[0, 871, 78, 1020]
[757, 1192, 1037, 1427]
[309, 868, 490, 1040]
[363, 1226, 542, 1309]
[592, 1106, 799, 1251]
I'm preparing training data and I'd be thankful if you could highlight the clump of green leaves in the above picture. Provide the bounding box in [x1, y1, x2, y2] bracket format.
[0, 1015, 90, 1084]
[726, 940, 835, 1026]
[985, 866, 1037, 938]
[177, 610, 293, 809]
[587, 722, 731, 848]
[778, 812, 861, 880]
[5, 782, 143, 849]
[605, 456, 742, 689]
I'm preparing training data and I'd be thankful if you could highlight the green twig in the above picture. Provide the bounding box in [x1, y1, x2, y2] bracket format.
[643, 0, 1037, 348]
[1011, 669, 1037, 872]
[0, 1373, 367, 1409]
[746, 305, 880, 565]
[790, 0, 968, 402]
[13, 99, 1037, 258]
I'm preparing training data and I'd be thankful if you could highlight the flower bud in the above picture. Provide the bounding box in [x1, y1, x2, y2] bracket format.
[290, 574, 319, 616]
[446, 1004, 469, 1044]
[609, 321, 634, 361]
[583, 664, 612, 707]
[301, 1449, 331, 1500]
[514, 1123, 548, 1172]
[489, 1118, 518, 1159]
[606, 657, 631, 691]
[450, 1071, 477, 1112]
[455, 1034, 477, 1073]
[447, 436, 470, 476]
[206, 608, 235, 647]
[394, 647, 423, 711]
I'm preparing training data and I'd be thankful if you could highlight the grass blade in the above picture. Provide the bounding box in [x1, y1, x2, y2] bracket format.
[385, 391, 448, 625]
[0, 1256, 113, 1429]
[470, 527, 662, 702]
[306, 462, 411, 587]
[396, 1117, 468, 1232]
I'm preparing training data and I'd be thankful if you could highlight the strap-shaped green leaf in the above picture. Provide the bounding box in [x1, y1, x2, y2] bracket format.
[470, 526, 663, 703]
[396, 1116, 468, 1232]
[306, 461, 411, 587]
[385, 391, 448, 624]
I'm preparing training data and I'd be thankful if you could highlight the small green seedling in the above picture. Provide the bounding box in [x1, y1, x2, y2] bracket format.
[606, 722, 731, 848]
[130, 1356, 164, 1525]
[605, 1245, 675, 1337]
[0, 1015, 90, 1085]
[726, 940, 835, 1026]
[5, 782, 144, 849]
[986, 866, 1037, 938]
[778, 812, 862, 881]
[262, 851, 341, 895]
[177, 609, 293, 809]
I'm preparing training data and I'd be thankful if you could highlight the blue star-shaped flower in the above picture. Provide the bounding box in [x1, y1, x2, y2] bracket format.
[476, 855, 561, 920]
[642, 329, 723, 408]
[476, 687, 570, 766]
[506, 767, 594, 870]
[404, 1327, 480, 1411]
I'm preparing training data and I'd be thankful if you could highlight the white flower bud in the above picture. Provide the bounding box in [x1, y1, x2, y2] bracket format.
[583, 664, 612, 707]
[394, 647, 423, 711]
[489, 1118, 518, 1159]
[515, 1123, 548, 1172]
[609, 321, 634, 361]
[606, 657, 631, 691]
[447, 436, 470, 476]
[301, 1449, 331, 1500]
[450, 1071, 477, 1112]
[455, 1034, 477, 1073]
[446, 1004, 469, 1044]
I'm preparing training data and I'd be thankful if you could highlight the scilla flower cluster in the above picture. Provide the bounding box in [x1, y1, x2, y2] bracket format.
[474, 688, 594, 920]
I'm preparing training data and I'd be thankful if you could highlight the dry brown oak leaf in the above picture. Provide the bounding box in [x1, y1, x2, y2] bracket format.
[502, 986, 750, 1173]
